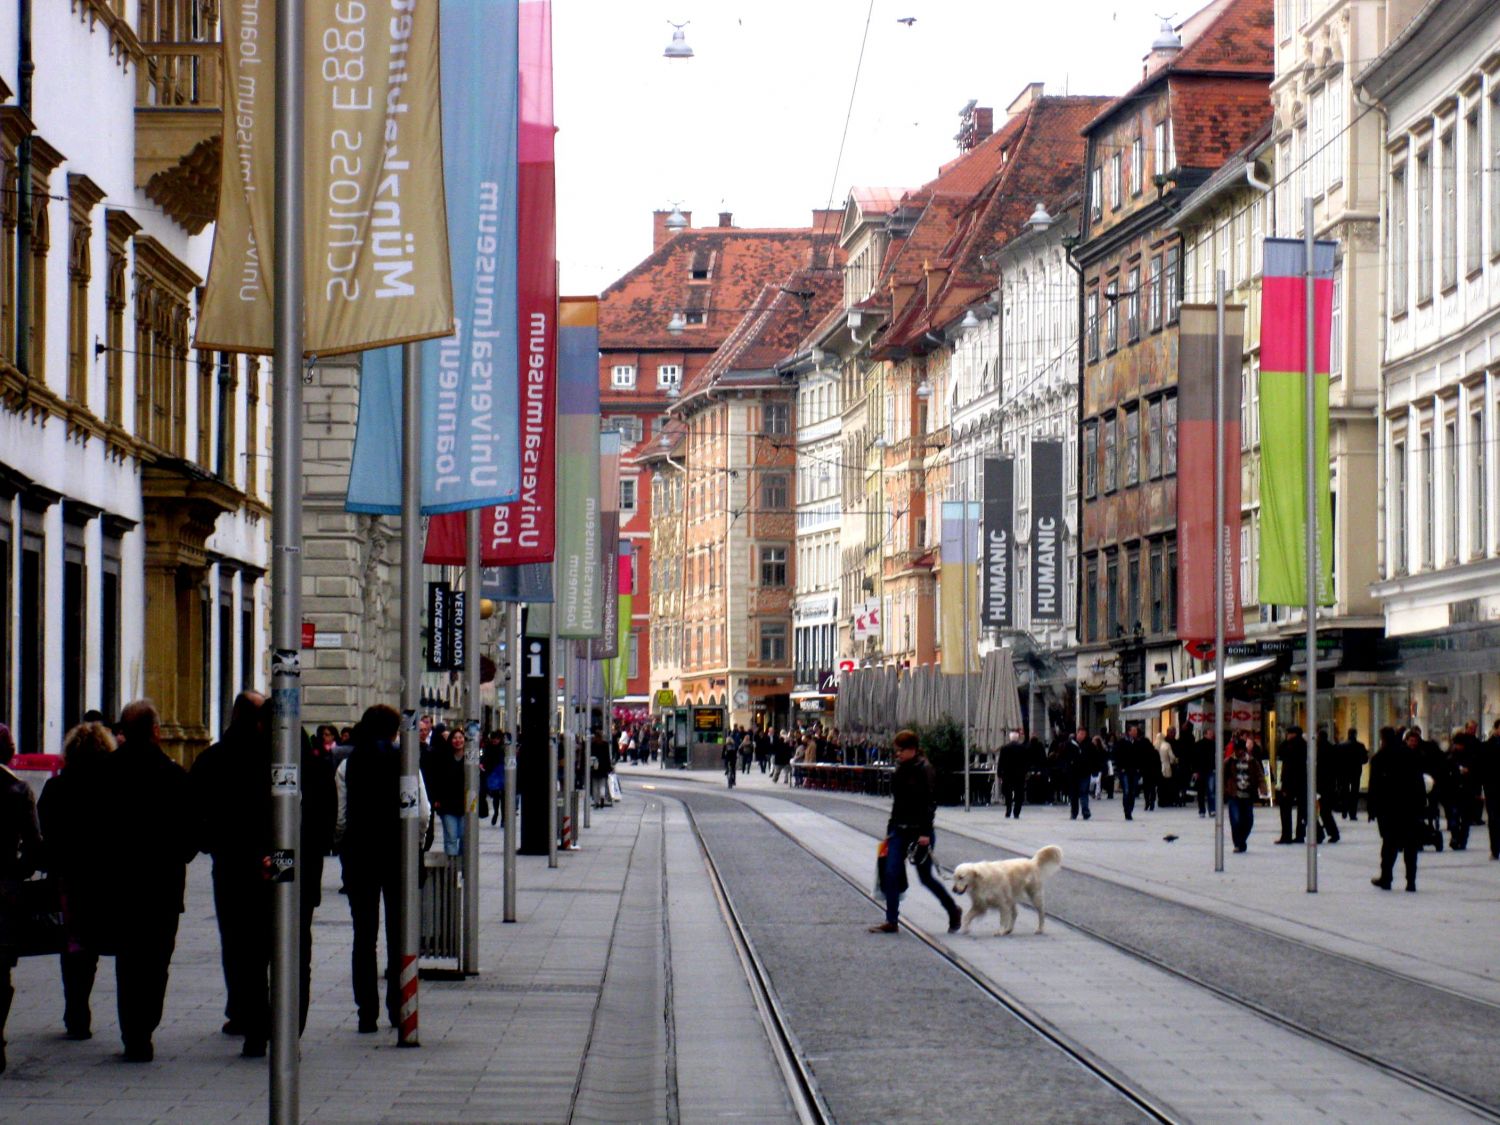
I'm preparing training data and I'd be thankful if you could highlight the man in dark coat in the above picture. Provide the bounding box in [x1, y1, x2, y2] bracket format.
[1371, 728, 1428, 892]
[335, 704, 427, 1034]
[869, 730, 961, 935]
[100, 700, 197, 1062]
[1275, 726, 1309, 844]
[1481, 720, 1500, 861]
[999, 731, 1028, 819]
[1064, 728, 1092, 821]
[0, 723, 43, 1073]
[1118, 724, 1150, 820]
[1192, 729, 1218, 817]
[1312, 730, 1342, 844]
[189, 691, 272, 1056]
[1336, 728, 1368, 820]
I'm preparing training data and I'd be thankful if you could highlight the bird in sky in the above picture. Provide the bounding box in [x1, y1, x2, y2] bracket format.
[896, 16, 917, 26]
[1162, 834, 1180, 843]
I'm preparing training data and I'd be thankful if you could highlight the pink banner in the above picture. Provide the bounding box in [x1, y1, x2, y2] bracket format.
[425, 1, 557, 566]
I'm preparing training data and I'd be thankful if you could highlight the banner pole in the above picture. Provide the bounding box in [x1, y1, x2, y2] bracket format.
[1213, 271, 1227, 874]
[563, 638, 576, 848]
[961, 467, 972, 813]
[548, 595, 560, 868]
[462, 509, 481, 972]
[503, 604, 519, 923]
[582, 644, 592, 829]
[397, 342, 423, 1045]
[1303, 198, 1319, 894]
[269, 0, 304, 1112]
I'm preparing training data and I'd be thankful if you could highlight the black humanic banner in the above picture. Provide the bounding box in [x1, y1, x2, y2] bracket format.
[1030, 440, 1064, 623]
[982, 458, 1014, 629]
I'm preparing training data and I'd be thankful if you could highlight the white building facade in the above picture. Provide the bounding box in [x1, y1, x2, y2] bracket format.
[0, 4, 269, 761]
[791, 346, 842, 716]
[947, 214, 1081, 735]
[1361, 0, 1500, 734]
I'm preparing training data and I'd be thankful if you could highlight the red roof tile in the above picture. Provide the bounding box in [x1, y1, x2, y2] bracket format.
[600, 218, 841, 353]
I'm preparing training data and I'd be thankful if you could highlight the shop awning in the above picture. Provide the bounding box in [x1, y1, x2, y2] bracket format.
[1118, 657, 1279, 718]
[790, 690, 836, 701]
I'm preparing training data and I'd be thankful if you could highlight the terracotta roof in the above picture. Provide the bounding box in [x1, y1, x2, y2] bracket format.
[882, 95, 1110, 349]
[1084, 0, 1273, 136]
[600, 221, 841, 351]
[684, 267, 844, 397]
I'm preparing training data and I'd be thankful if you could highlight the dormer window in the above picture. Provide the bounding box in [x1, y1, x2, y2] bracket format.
[611, 364, 636, 389]
[657, 364, 681, 389]
[688, 250, 712, 281]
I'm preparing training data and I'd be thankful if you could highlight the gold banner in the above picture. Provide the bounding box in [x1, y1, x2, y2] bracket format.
[197, 0, 453, 356]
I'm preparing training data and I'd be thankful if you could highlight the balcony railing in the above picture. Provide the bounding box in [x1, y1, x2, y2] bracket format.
[137, 41, 223, 110]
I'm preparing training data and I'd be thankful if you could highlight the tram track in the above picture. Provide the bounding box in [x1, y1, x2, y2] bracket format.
[671, 791, 1169, 1124]
[762, 792, 1500, 1125]
[648, 779, 1500, 1123]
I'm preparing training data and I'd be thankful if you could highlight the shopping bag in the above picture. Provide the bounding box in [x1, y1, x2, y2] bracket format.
[608, 774, 623, 803]
[1, 877, 65, 957]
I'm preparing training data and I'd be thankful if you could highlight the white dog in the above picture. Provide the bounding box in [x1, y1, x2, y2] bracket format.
[949, 845, 1063, 936]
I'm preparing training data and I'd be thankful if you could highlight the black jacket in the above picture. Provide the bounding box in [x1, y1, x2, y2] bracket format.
[1278, 736, 1308, 793]
[1369, 742, 1426, 832]
[96, 741, 196, 932]
[998, 740, 1029, 780]
[889, 754, 938, 836]
[190, 730, 271, 873]
[343, 738, 404, 868]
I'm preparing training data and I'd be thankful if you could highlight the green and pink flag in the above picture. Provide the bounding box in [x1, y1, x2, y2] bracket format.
[1257, 238, 1336, 607]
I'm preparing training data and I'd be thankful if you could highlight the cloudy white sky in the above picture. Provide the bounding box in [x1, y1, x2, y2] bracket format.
[553, 0, 1179, 295]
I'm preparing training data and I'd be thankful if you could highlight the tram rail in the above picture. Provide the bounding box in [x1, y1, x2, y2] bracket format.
[661, 781, 1500, 1124]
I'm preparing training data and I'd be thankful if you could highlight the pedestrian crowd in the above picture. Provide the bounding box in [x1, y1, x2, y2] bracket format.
[0, 697, 530, 1073]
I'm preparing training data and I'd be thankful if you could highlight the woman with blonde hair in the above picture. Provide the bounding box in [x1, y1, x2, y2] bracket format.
[37, 721, 116, 1041]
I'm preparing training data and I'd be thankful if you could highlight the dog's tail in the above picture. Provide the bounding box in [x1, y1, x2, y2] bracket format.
[1033, 845, 1063, 876]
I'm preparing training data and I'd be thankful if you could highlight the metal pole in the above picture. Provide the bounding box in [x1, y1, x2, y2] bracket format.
[961, 466, 971, 813]
[563, 639, 576, 848]
[1303, 197, 1319, 894]
[1213, 271, 1227, 874]
[269, 0, 304, 1111]
[582, 644, 592, 829]
[503, 605, 518, 922]
[397, 342, 422, 1045]
[548, 602, 559, 868]
[462, 510, 481, 973]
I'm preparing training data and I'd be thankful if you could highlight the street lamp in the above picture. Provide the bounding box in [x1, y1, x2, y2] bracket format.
[663, 21, 694, 59]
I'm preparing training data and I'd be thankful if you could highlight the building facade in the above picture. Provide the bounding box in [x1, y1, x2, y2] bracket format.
[1361, 0, 1500, 735]
[0, 3, 269, 762]
[1075, 3, 1275, 733]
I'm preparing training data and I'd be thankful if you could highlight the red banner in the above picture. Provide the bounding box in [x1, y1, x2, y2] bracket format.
[425, 2, 557, 567]
[1176, 304, 1245, 644]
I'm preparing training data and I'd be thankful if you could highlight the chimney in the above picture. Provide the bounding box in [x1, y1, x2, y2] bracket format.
[811, 208, 842, 236]
[923, 258, 949, 304]
[652, 208, 692, 250]
[1005, 82, 1044, 120]
[955, 102, 994, 153]
[718, 211, 733, 228]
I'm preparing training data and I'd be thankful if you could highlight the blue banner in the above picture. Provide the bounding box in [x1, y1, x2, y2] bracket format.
[346, 0, 521, 515]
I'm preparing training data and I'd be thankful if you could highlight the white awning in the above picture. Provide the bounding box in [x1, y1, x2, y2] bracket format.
[790, 690, 836, 701]
[1118, 657, 1278, 718]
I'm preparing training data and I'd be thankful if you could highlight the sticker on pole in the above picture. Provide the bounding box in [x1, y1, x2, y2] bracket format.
[271, 649, 301, 678]
[401, 709, 418, 731]
[269, 849, 295, 883]
[270, 764, 300, 795]
[399, 774, 420, 818]
[272, 687, 301, 720]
